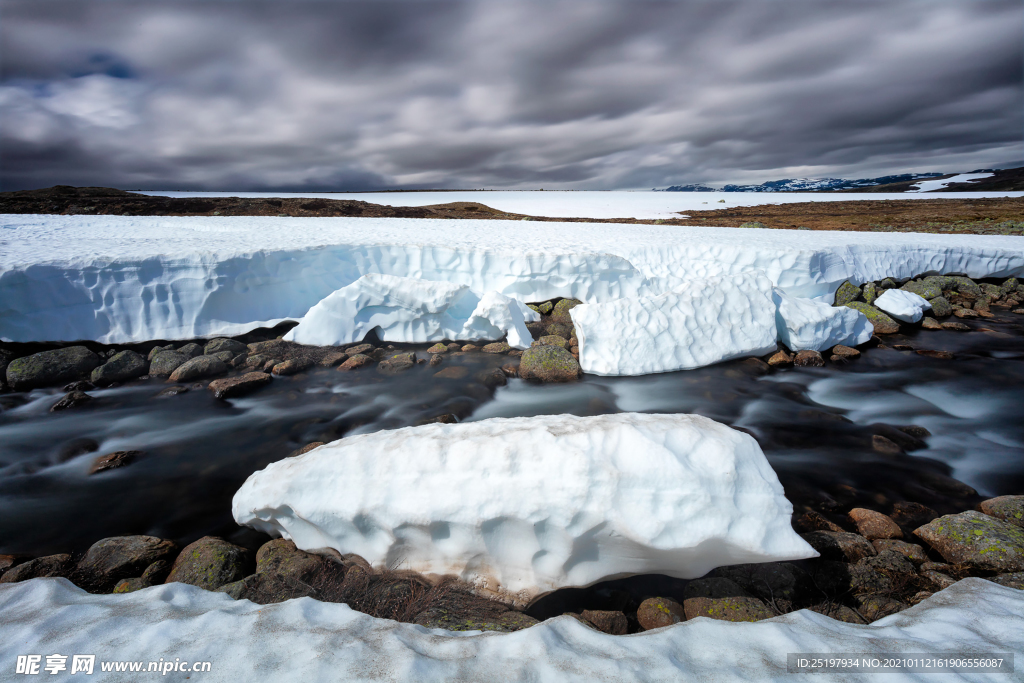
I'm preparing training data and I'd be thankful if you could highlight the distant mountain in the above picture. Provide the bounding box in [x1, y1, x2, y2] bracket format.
[660, 173, 944, 192]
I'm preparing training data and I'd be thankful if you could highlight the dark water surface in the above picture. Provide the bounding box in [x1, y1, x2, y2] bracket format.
[3, 313, 1024, 556]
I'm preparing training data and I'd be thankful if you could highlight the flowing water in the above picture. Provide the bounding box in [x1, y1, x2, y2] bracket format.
[3, 313, 1024, 556]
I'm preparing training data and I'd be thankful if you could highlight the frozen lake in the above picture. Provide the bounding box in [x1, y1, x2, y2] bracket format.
[139, 190, 1024, 220]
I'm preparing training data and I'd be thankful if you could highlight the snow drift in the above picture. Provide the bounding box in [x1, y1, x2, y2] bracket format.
[772, 288, 874, 351]
[569, 272, 779, 376]
[232, 413, 816, 604]
[875, 289, 932, 323]
[2, 577, 1020, 682]
[3, 215, 1023, 353]
[283, 273, 537, 349]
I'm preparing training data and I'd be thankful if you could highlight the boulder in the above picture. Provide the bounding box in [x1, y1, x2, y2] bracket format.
[518, 346, 580, 382]
[50, 390, 92, 412]
[89, 450, 142, 474]
[76, 536, 178, 590]
[427, 343, 449, 354]
[921, 571, 956, 591]
[794, 350, 824, 367]
[767, 350, 793, 367]
[338, 354, 373, 371]
[536, 301, 554, 315]
[6, 346, 100, 390]
[979, 495, 1024, 529]
[862, 282, 879, 305]
[177, 342, 204, 358]
[476, 368, 507, 389]
[148, 350, 190, 376]
[319, 351, 348, 367]
[682, 578, 773, 622]
[900, 281, 942, 300]
[208, 372, 272, 399]
[482, 342, 511, 354]
[871, 539, 928, 564]
[954, 308, 979, 319]
[941, 321, 970, 331]
[843, 303, 899, 334]
[709, 562, 813, 612]
[219, 539, 346, 604]
[800, 531, 876, 563]
[91, 350, 148, 385]
[922, 275, 982, 299]
[855, 594, 907, 622]
[412, 594, 539, 632]
[831, 345, 860, 358]
[168, 356, 227, 383]
[272, 358, 314, 376]
[921, 317, 942, 330]
[928, 296, 952, 317]
[0, 554, 72, 583]
[460, 344, 480, 352]
[792, 510, 844, 533]
[545, 322, 574, 339]
[204, 338, 247, 357]
[988, 572, 1024, 590]
[810, 604, 866, 624]
[879, 278, 897, 290]
[580, 610, 628, 635]
[532, 335, 569, 349]
[164, 537, 253, 591]
[636, 597, 685, 630]
[551, 298, 582, 323]
[914, 510, 1024, 572]
[833, 282, 862, 306]
[345, 343, 376, 356]
[147, 344, 174, 361]
[891, 502, 939, 529]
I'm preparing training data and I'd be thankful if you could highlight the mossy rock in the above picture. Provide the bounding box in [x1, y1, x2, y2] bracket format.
[900, 280, 942, 300]
[979, 496, 1024, 529]
[427, 343, 449, 354]
[149, 350, 189, 376]
[833, 281, 862, 306]
[545, 322, 574, 339]
[862, 282, 879, 305]
[537, 301, 554, 315]
[532, 335, 568, 349]
[928, 296, 952, 317]
[204, 338, 247, 356]
[914, 510, 1024, 572]
[844, 302, 899, 334]
[91, 350, 148, 385]
[922, 275, 982, 299]
[164, 536, 253, 591]
[550, 298, 582, 323]
[518, 345, 580, 382]
[6, 346, 100, 391]
[683, 595, 773, 622]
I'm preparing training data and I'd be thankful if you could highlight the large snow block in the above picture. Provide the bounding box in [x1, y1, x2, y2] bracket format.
[3, 578, 1022, 682]
[232, 413, 816, 604]
[772, 288, 873, 352]
[570, 271, 778, 376]
[284, 274, 535, 349]
[875, 288, 931, 323]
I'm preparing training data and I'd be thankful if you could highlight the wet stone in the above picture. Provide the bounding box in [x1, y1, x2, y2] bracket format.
[872, 435, 903, 456]
[580, 609, 628, 635]
[921, 317, 942, 330]
[319, 351, 348, 367]
[272, 358, 314, 376]
[482, 342, 511, 354]
[794, 350, 824, 367]
[208, 372, 272, 399]
[427, 343, 449, 354]
[89, 450, 143, 475]
[165, 536, 253, 591]
[156, 385, 189, 398]
[50, 390, 92, 412]
[831, 345, 860, 358]
[871, 539, 928, 564]
[91, 350, 148, 386]
[177, 343, 203, 358]
[149, 350, 190, 376]
[800, 531, 876, 563]
[942, 320, 971, 331]
[76, 536, 178, 590]
[345, 343, 375, 356]
[338, 354, 373, 371]
[767, 350, 793, 366]
[434, 366, 469, 380]
[429, 354, 443, 367]
[461, 345, 480, 353]
[204, 338, 247, 357]
[6, 346, 101, 391]
[168, 355, 227, 383]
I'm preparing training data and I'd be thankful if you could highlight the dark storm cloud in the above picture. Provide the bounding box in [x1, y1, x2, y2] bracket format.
[1, 0, 1021, 190]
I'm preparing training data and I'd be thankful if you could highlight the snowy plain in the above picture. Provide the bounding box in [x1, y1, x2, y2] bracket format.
[2, 577, 1019, 682]
[140, 189, 1023, 220]
[4, 213, 1024, 374]
[906, 173, 993, 193]
[233, 413, 816, 603]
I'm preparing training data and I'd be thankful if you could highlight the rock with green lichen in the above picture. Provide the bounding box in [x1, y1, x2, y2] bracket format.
[980, 496, 1024, 529]
[636, 597, 685, 630]
[928, 296, 952, 317]
[855, 594, 907, 622]
[537, 301, 554, 315]
[545, 322, 574, 339]
[988, 572, 1024, 590]
[518, 345, 580, 382]
[531, 335, 568, 349]
[682, 578, 773, 622]
[922, 275, 982, 299]
[1001, 278, 1020, 296]
[913, 510, 1024, 572]
[427, 343, 449, 354]
[862, 282, 879, 305]
[843, 302, 899, 334]
[481, 342, 511, 354]
[6, 346, 100, 391]
[164, 536, 253, 591]
[91, 350, 148, 386]
[833, 281, 862, 306]
[550, 298, 582, 323]
[413, 608, 538, 632]
[900, 281, 943, 300]
[879, 278, 897, 290]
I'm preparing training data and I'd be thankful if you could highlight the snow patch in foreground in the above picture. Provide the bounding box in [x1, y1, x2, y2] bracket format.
[570, 272, 779, 376]
[773, 288, 874, 351]
[283, 274, 536, 349]
[2, 578, 1020, 682]
[232, 413, 815, 604]
[875, 289, 932, 323]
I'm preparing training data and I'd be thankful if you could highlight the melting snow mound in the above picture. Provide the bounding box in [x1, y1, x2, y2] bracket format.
[773, 288, 874, 351]
[284, 273, 537, 349]
[570, 271, 778, 376]
[875, 288, 932, 323]
[232, 412, 816, 604]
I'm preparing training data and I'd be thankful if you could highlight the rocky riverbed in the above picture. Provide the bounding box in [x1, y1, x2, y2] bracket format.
[2, 275, 1024, 633]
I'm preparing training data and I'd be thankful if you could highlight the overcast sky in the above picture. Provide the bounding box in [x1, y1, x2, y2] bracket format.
[1, 1, 1021, 191]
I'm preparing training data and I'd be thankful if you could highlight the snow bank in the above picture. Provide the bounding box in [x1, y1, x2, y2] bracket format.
[570, 272, 778, 376]
[283, 274, 535, 349]
[232, 413, 815, 603]
[2, 215, 1023, 354]
[875, 289, 931, 323]
[908, 173, 993, 193]
[2, 577, 1020, 682]
[773, 288, 874, 351]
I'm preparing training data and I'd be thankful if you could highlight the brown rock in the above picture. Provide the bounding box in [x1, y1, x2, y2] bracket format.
[848, 508, 902, 540]
[921, 571, 956, 591]
[345, 343, 375, 355]
[871, 539, 928, 564]
[921, 317, 942, 330]
[427, 343, 449, 354]
[50, 390, 92, 412]
[338, 354, 373, 371]
[461, 344, 480, 352]
[434, 366, 469, 380]
[940, 321, 970, 331]
[287, 442, 325, 458]
[953, 308, 979, 319]
[793, 510, 844, 533]
[501, 363, 519, 378]
[913, 510, 1024, 572]
[916, 349, 954, 360]
[580, 609, 628, 635]
[891, 502, 938, 529]
[855, 594, 907, 622]
[794, 350, 824, 367]
[476, 368, 507, 389]
[531, 335, 568, 349]
[208, 372, 272, 399]
[831, 345, 860, 358]
[872, 434, 903, 456]
[319, 351, 348, 367]
[446, 343, 462, 353]
[0, 554, 72, 583]
[165, 536, 253, 591]
[168, 355, 227, 383]
[272, 358, 314, 376]
[810, 603, 867, 624]
[979, 495, 1024, 529]
[636, 597, 685, 630]
[739, 357, 770, 375]
[767, 350, 793, 366]
[518, 345, 581, 382]
[429, 354, 443, 367]
[800, 531, 876, 562]
[76, 536, 178, 590]
[482, 342, 511, 354]
[89, 450, 142, 474]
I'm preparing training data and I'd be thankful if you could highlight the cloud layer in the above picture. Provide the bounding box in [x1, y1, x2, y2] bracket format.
[1, 0, 1021, 190]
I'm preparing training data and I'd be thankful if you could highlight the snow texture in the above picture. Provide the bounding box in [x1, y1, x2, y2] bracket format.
[569, 272, 778, 376]
[2, 577, 1021, 682]
[143, 189, 1022, 219]
[3, 214, 1023, 357]
[233, 413, 816, 604]
[283, 274, 535, 349]
[772, 288, 874, 351]
[875, 289, 932, 323]
[908, 173, 993, 193]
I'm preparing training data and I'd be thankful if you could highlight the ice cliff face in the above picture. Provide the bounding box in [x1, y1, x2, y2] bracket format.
[232, 413, 816, 604]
